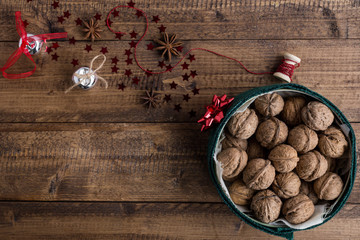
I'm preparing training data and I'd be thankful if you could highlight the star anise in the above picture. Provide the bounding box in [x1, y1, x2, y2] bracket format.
[154, 32, 183, 62]
[142, 90, 161, 109]
[83, 18, 102, 42]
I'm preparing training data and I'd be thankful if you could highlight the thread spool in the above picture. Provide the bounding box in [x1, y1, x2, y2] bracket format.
[273, 53, 301, 83]
[18, 33, 43, 55]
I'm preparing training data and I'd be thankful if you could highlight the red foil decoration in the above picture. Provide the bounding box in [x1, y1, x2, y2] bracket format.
[1, 12, 67, 79]
[198, 95, 234, 131]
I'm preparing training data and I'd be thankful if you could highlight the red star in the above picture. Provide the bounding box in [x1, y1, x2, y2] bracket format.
[174, 104, 182, 112]
[22, 20, 29, 28]
[51, 53, 59, 61]
[127, 0, 135, 7]
[170, 81, 178, 89]
[71, 59, 79, 67]
[51, 0, 59, 9]
[69, 37, 76, 45]
[124, 49, 132, 57]
[188, 54, 196, 62]
[183, 94, 191, 102]
[189, 110, 196, 118]
[125, 58, 133, 65]
[111, 65, 119, 73]
[52, 42, 59, 49]
[84, 44, 92, 52]
[112, 9, 119, 18]
[64, 11, 71, 18]
[146, 42, 154, 50]
[164, 94, 171, 102]
[190, 70, 197, 78]
[132, 77, 140, 85]
[145, 69, 153, 77]
[181, 62, 189, 70]
[182, 73, 190, 81]
[158, 60, 166, 68]
[129, 41, 137, 48]
[94, 13, 101, 20]
[124, 69, 132, 77]
[111, 56, 119, 65]
[75, 18, 82, 26]
[58, 16, 65, 24]
[45, 47, 52, 54]
[129, 30, 137, 39]
[166, 64, 173, 72]
[106, 18, 113, 27]
[158, 25, 166, 33]
[100, 47, 108, 54]
[115, 33, 124, 40]
[176, 46, 184, 52]
[135, 10, 143, 18]
[192, 87, 200, 95]
[152, 15, 160, 23]
[118, 83, 126, 91]
[26, 0, 32, 2]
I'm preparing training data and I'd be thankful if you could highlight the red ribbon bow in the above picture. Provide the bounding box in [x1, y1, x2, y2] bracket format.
[198, 95, 234, 131]
[1, 11, 68, 79]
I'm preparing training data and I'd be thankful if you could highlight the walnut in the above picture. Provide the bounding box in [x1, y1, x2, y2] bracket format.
[229, 179, 256, 205]
[222, 132, 248, 151]
[282, 194, 315, 224]
[299, 181, 318, 205]
[296, 151, 328, 182]
[268, 144, 299, 173]
[256, 117, 288, 149]
[314, 172, 344, 200]
[288, 124, 318, 154]
[227, 108, 259, 139]
[254, 93, 284, 117]
[281, 96, 307, 126]
[272, 172, 301, 199]
[318, 127, 348, 158]
[217, 148, 248, 182]
[246, 137, 266, 160]
[325, 157, 337, 173]
[243, 158, 275, 190]
[250, 190, 282, 223]
[301, 101, 334, 131]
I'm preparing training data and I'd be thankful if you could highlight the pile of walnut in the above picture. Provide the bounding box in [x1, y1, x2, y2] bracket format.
[218, 93, 348, 225]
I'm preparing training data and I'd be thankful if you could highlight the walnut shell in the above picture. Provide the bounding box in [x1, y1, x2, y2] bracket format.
[229, 179, 256, 205]
[314, 172, 344, 200]
[254, 93, 284, 117]
[251, 190, 282, 223]
[217, 148, 248, 182]
[296, 151, 328, 182]
[272, 172, 301, 199]
[301, 101, 334, 131]
[318, 127, 348, 158]
[227, 108, 259, 139]
[281, 96, 307, 126]
[299, 181, 318, 205]
[288, 124, 318, 154]
[268, 144, 299, 173]
[325, 157, 337, 173]
[282, 194, 315, 224]
[222, 132, 248, 151]
[246, 137, 266, 160]
[256, 117, 288, 149]
[243, 158, 275, 190]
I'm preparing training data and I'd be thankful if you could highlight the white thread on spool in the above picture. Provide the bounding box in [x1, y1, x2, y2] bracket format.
[273, 52, 301, 83]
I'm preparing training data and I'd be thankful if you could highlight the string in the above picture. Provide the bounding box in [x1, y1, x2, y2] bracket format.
[65, 54, 108, 94]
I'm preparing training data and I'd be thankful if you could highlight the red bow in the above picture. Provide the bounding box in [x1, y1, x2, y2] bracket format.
[198, 95, 234, 131]
[1, 12, 67, 79]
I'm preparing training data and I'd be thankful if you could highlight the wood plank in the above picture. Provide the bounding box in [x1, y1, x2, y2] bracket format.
[0, 201, 359, 239]
[0, 40, 359, 122]
[0, 122, 358, 203]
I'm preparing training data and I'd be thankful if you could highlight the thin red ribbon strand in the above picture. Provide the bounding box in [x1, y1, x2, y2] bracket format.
[1, 11, 68, 79]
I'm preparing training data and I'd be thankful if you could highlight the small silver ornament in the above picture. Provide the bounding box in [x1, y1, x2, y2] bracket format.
[18, 33, 43, 55]
[72, 67, 98, 90]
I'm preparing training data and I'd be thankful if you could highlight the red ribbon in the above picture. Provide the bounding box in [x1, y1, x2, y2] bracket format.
[198, 95, 234, 131]
[1, 11, 67, 79]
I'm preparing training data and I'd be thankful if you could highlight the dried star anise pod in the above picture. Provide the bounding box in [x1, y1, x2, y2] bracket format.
[142, 90, 161, 109]
[83, 18, 102, 42]
[154, 32, 183, 62]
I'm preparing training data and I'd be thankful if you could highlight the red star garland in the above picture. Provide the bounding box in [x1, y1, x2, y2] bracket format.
[145, 69, 152, 77]
[58, 16, 65, 24]
[129, 41, 137, 48]
[170, 81, 178, 89]
[166, 64, 173, 72]
[118, 83, 126, 91]
[75, 18, 83, 26]
[132, 77, 140, 85]
[71, 59, 79, 67]
[188, 54, 196, 62]
[94, 13, 102, 20]
[127, 0, 135, 7]
[69, 37, 76, 45]
[27, 0, 32, 2]
[52, 42, 59, 49]
[124, 49, 132, 56]
[158, 25, 166, 33]
[176, 46, 184, 52]
[129, 30, 138, 39]
[192, 87, 200, 95]
[158, 60, 166, 68]
[190, 70, 197, 78]
[51, 53, 59, 61]
[84, 44, 92, 53]
[181, 62, 189, 70]
[115, 33, 124, 40]
[112, 9, 120, 18]
[147, 42, 154, 50]
[112, 65, 119, 73]
[111, 56, 119, 65]
[182, 73, 190, 81]
[189, 110, 196, 118]
[135, 10, 143, 18]
[164, 94, 171, 102]
[51, 0, 59, 9]
[64, 11, 71, 18]
[198, 95, 234, 131]
[100, 47, 108, 54]
[183, 94, 191, 102]
[152, 15, 160, 23]
[124, 69, 132, 77]
[125, 58, 133, 65]
[174, 104, 182, 112]
[45, 47, 52, 54]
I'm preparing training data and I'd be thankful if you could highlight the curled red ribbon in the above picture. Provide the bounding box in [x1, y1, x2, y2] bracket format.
[198, 95, 234, 131]
[1, 11, 67, 79]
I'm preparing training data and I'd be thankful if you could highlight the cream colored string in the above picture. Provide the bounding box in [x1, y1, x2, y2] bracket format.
[65, 54, 108, 94]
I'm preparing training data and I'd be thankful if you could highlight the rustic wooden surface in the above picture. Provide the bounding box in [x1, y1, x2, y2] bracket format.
[0, 0, 359, 239]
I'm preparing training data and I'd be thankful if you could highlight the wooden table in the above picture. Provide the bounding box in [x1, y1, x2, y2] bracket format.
[0, 0, 359, 239]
